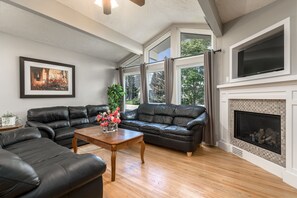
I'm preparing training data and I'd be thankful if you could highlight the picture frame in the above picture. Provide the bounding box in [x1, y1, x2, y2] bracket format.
[20, 57, 75, 98]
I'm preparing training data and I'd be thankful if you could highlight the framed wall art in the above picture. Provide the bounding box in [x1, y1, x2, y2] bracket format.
[20, 57, 75, 98]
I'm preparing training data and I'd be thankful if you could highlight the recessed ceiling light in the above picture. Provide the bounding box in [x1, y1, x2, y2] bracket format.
[94, 0, 119, 9]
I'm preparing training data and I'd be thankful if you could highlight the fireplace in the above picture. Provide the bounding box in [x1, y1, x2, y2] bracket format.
[234, 110, 281, 154]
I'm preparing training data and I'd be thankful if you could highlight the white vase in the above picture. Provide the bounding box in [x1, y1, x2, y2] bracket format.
[1, 116, 16, 126]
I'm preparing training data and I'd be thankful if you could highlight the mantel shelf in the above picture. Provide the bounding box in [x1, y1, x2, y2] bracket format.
[217, 75, 297, 89]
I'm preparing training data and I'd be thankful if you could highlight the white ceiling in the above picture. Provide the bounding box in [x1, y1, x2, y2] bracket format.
[56, 0, 205, 44]
[215, 0, 277, 23]
[0, 1, 131, 62]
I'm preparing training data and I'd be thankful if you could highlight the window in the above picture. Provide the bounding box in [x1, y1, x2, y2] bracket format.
[124, 74, 141, 110]
[180, 33, 211, 57]
[180, 65, 204, 105]
[149, 37, 171, 63]
[147, 71, 165, 103]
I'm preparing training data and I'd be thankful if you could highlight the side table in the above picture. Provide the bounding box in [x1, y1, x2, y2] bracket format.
[0, 124, 23, 132]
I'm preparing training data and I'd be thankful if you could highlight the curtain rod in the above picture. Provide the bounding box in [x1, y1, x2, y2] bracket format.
[116, 49, 222, 70]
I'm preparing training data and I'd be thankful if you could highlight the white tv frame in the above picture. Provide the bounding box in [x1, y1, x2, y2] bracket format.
[229, 18, 290, 83]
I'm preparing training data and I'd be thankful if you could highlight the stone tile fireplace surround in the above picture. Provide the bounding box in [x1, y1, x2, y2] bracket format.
[217, 76, 297, 189]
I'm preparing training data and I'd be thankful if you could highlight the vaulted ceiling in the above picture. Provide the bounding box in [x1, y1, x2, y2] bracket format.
[0, 0, 278, 63]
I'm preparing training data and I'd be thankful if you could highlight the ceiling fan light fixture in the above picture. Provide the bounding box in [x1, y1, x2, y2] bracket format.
[94, 0, 119, 9]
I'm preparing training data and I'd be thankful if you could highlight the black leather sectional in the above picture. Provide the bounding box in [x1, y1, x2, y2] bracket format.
[120, 104, 208, 155]
[0, 127, 106, 198]
[26, 105, 109, 148]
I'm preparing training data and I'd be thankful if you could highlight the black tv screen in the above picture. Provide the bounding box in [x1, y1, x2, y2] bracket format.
[238, 31, 284, 77]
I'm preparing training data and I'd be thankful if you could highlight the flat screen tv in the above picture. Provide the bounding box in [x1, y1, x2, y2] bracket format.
[238, 31, 284, 78]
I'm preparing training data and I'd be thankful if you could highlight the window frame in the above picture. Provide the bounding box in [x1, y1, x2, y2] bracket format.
[177, 28, 215, 58]
[175, 55, 205, 105]
[144, 31, 172, 63]
[146, 62, 165, 104]
[123, 71, 141, 110]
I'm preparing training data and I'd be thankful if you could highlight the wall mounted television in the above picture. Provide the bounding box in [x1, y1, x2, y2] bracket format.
[237, 31, 284, 78]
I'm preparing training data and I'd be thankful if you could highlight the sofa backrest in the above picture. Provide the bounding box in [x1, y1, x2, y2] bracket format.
[86, 105, 109, 124]
[69, 106, 89, 127]
[136, 104, 206, 127]
[27, 107, 70, 129]
[173, 105, 206, 127]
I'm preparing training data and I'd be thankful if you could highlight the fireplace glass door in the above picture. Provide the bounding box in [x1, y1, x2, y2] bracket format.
[234, 110, 281, 154]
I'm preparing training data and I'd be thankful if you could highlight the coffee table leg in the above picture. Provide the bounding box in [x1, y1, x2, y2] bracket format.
[140, 141, 145, 164]
[72, 137, 77, 153]
[111, 150, 117, 181]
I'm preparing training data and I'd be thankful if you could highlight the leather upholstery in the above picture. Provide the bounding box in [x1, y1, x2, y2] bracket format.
[26, 105, 109, 148]
[26, 121, 55, 139]
[120, 109, 138, 120]
[173, 117, 193, 127]
[174, 105, 205, 118]
[69, 106, 89, 127]
[86, 105, 109, 124]
[1, 128, 106, 198]
[120, 104, 208, 153]
[138, 114, 154, 122]
[27, 106, 70, 129]
[153, 115, 173, 124]
[0, 127, 41, 148]
[140, 123, 169, 135]
[0, 149, 40, 198]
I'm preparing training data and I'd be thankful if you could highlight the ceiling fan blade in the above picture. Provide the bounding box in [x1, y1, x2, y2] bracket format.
[130, 0, 145, 6]
[103, 0, 111, 15]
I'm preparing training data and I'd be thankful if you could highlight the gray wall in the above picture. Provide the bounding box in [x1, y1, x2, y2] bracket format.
[216, 0, 297, 84]
[0, 32, 117, 123]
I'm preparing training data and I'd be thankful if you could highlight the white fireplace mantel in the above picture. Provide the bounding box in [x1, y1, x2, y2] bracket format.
[217, 76, 297, 189]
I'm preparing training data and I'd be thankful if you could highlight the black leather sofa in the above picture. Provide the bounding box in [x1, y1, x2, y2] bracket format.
[120, 104, 208, 156]
[26, 105, 109, 148]
[0, 127, 106, 198]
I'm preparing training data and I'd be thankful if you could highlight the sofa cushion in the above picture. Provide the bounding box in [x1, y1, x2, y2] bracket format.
[86, 105, 109, 123]
[120, 120, 148, 128]
[163, 126, 194, 136]
[153, 115, 173, 125]
[54, 127, 76, 141]
[47, 120, 71, 129]
[69, 106, 88, 119]
[154, 104, 175, 116]
[138, 104, 155, 115]
[173, 117, 193, 127]
[5, 138, 106, 197]
[138, 114, 154, 122]
[140, 123, 169, 135]
[0, 149, 40, 198]
[174, 105, 205, 118]
[27, 106, 69, 123]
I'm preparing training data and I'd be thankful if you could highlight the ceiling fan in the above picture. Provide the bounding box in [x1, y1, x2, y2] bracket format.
[99, 0, 145, 15]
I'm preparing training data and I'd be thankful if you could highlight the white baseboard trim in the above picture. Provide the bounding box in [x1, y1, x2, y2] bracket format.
[283, 170, 297, 189]
[217, 140, 232, 152]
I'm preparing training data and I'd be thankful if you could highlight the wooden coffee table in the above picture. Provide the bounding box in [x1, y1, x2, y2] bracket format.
[72, 126, 145, 181]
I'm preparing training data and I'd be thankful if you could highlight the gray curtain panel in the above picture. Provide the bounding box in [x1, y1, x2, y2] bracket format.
[164, 57, 174, 104]
[119, 67, 124, 86]
[118, 67, 124, 110]
[140, 63, 148, 104]
[204, 51, 215, 146]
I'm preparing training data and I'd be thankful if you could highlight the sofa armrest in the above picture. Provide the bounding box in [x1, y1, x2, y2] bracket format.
[0, 127, 41, 148]
[187, 112, 209, 130]
[120, 109, 138, 120]
[27, 121, 55, 139]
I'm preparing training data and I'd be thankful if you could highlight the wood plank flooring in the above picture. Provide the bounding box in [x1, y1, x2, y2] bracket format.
[76, 144, 297, 198]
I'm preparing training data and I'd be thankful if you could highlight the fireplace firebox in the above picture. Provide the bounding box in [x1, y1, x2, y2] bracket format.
[234, 110, 281, 154]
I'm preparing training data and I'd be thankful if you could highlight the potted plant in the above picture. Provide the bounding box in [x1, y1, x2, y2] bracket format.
[1, 112, 17, 126]
[107, 84, 125, 111]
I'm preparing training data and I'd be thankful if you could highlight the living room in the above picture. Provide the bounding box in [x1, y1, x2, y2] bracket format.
[0, 0, 297, 197]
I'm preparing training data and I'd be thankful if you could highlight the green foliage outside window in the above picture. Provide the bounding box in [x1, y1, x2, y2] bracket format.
[181, 38, 211, 57]
[149, 71, 165, 103]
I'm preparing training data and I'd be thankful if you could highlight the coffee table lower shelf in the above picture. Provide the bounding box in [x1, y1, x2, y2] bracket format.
[72, 127, 145, 182]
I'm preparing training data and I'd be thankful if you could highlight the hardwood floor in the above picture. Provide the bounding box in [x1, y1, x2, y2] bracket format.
[77, 144, 297, 198]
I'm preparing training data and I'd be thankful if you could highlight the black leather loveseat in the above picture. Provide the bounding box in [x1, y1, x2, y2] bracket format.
[0, 127, 106, 198]
[119, 104, 208, 156]
[26, 105, 109, 148]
